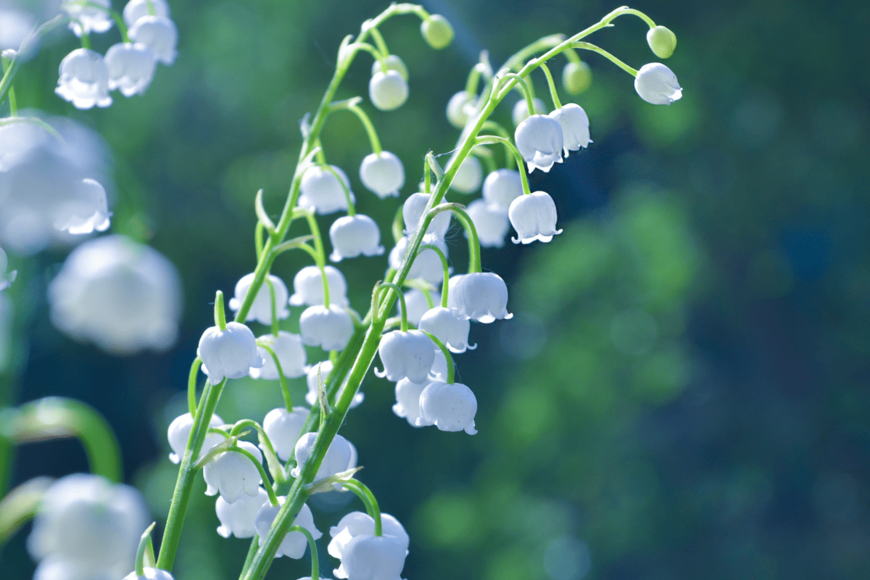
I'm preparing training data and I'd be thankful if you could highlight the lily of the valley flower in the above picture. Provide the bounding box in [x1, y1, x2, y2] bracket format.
[305, 360, 364, 408]
[418, 381, 478, 434]
[198, 321, 264, 383]
[291, 432, 354, 482]
[299, 304, 354, 351]
[508, 191, 563, 244]
[403, 192, 451, 238]
[123, 568, 175, 580]
[359, 151, 404, 198]
[123, 0, 171, 27]
[203, 441, 263, 503]
[369, 70, 408, 111]
[449, 155, 483, 194]
[61, 0, 113, 37]
[370, 55, 408, 79]
[128, 16, 178, 66]
[216, 487, 270, 539]
[396, 288, 439, 327]
[250, 331, 307, 380]
[105, 43, 157, 97]
[55, 49, 112, 109]
[634, 63, 682, 105]
[446, 90, 476, 128]
[299, 165, 355, 215]
[328, 512, 409, 562]
[389, 235, 450, 286]
[167, 412, 225, 464]
[255, 499, 322, 559]
[376, 330, 435, 383]
[329, 214, 384, 262]
[466, 199, 509, 248]
[335, 534, 407, 580]
[515, 114, 564, 172]
[418, 307, 474, 353]
[263, 407, 310, 461]
[512, 97, 547, 126]
[229, 273, 290, 325]
[482, 169, 523, 213]
[450, 272, 512, 323]
[549, 103, 591, 154]
[393, 377, 429, 426]
[290, 265, 348, 307]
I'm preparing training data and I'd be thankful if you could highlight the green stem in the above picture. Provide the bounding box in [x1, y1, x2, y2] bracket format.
[572, 41, 637, 77]
[499, 72, 536, 117]
[214, 290, 228, 330]
[464, 64, 482, 97]
[475, 135, 531, 195]
[621, 7, 657, 28]
[367, 25, 390, 62]
[135, 522, 156, 576]
[419, 331, 455, 384]
[222, 447, 279, 506]
[255, 222, 265, 260]
[392, 206, 404, 244]
[427, 204, 481, 273]
[292, 208, 331, 307]
[374, 282, 407, 331]
[539, 62, 562, 109]
[187, 357, 202, 416]
[417, 244, 450, 308]
[321, 163, 356, 216]
[341, 479, 383, 536]
[330, 101, 382, 154]
[229, 419, 285, 485]
[6, 87, 16, 117]
[286, 525, 321, 580]
[266, 277, 280, 336]
[473, 146, 497, 174]
[423, 156, 432, 193]
[257, 343, 293, 412]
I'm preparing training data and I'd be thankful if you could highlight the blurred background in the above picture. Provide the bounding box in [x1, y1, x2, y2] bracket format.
[1, 0, 869, 578]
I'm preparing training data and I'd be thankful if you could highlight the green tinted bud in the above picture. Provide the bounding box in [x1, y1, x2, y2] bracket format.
[371, 55, 409, 81]
[562, 61, 592, 95]
[421, 15, 454, 50]
[646, 26, 677, 59]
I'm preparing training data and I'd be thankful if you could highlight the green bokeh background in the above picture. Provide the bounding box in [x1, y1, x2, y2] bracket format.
[2, 0, 869, 579]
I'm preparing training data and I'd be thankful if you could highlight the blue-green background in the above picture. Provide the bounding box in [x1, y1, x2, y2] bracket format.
[2, 0, 869, 578]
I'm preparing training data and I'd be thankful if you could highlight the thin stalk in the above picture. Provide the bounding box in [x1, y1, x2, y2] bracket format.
[222, 447, 279, 505]
[374, 282, 407, 331]
[187, 358, 202, 416]
[572, 41, 638, 76]
[539, 62, 563, 109]
[419, 331, 455, 384]
[341, 479, 383, 536]
[475, 135, 531, 195]
[417, 244, 450, 308]
[257, 343, 293, 412]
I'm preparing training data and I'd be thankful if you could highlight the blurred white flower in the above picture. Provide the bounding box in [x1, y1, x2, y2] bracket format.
[128, 15, 177, 66]
[251, 331, 307, 380]
[370, 54, 408, 80]
[229, 272, 290, 325]
[368, 70, 408, 111]
[449, 155, 483, 194]
[216, 487, 269, 539]
[305, 360, 364, 409]
[634, 63, 682, 105]
[482, 169, 522, 213]
[0, 5, 36, 51]
[0, 246, 16, 291]
[61, 0, 113, 37]
[549, 103, 591, 154]
[28, 474, 148, 579]
[48, 235, 183, 355]
[299, 165, 355, 215]
[418, 381, 478, 434]
[466, 198, 509, 248]
[446, 90, 476, 128]
[359, 151, 404, 198]
[167, 412, 225, 464]
[329, 214, 384, 262]
[508, 191, 562, 244]
[388, 235, 449, 286]
[123, 0, 171, 28]
[262, 406, 309, 461]
[203, 441, 263, 503]
[55, 48, 112, 109]
[515, 114, 564, 173]
[105, 43, 157, 97]
[396, 288, 439, 327]
[289, 265, 348, 307]
[255, 499, 321, 559]
[512, 97, 546, 126]
[198, 321, 264, 384]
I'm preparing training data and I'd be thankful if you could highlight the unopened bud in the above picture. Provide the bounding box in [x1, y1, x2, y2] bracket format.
[646, 26, 677, 59]
[421, 15, 453, 50]
[562, 61, 592, 95]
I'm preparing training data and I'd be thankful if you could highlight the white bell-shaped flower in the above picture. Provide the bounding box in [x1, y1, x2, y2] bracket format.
[402, 192, 451, 238]
[634, 63, 682, 105]
[329, 214, 384, 262]
[429, 347, 449, 381]
[388, 235, 449, 285]
[128, 16, 177, 66]
[290, 265, 348, 307]
[450, 272, 512, 323]
[482, 169, 523, 213]
[369, 70, 408, 111]
[418, 381, 478, 434]
[216, 487, 270, 539]
[48, 235, 183, 355]
[61, 0, 113, 37]
[549, 103, 591, 154]
[0, 247, 15, 291]
[55, 49, 112, 110]
[203, 441, 263, 503]
[446, 90, 476, 128]
[371, 55, 408, 79]
[515, 114, 564, 173]
[290, 432, 354, 482]
[449, 156, 483, 194]
[263, 407, 309, 461]
[305, 360, 364, 409]
[0, 119, 112, 255]
[509, 191, 562, 244]
[299, 305, 354, 351]
[466, 198, 509, 248]
[359, 151, 404, 198]
[299, 165, 355, 215]
[229, 272, 290, 325]
[512, 97, 546, 126]
[376, 330, 435, 383]
[335, 534, 407, 580]
[105, 43, 157, 97]
[167, 412, 225, 464]
[396, 288, 439, 327]
[123, 567, 175, 580]
[393, 378, 429, 426]
[123, 0, 171, 28]
[328, 512, 409, 562]
[419, 307, 474, 353]
[251, 331, 307, 380]
[198, 321, 264, 384]
[255, 499, 322, 559]
[27, 474, 148, 578]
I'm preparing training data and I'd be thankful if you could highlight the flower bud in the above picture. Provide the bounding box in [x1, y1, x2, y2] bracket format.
[512, 97, 546, 127]
[290, 265, 348, 307]
[634, 63, 682, 105]
[514, 114, 564, 173]
[105, 43, 157, 97]
[419, 306, 474, 353]
[55, 49, 112, 110]
[198, 322, 264, 384]
[216, 487, 269, 539]
[359, 151, 404, 198]
[251, 331, 307, 380]
[128, 16, 177, 65]
[451, 272, 512, 323]
[329, 214, 384, 262]
[370, 54, 408, 80]
[229, 273, 290, 325]
[466, 199, 509, 248]
[167, 412, 226, 464]
[203, 441, 263, 503]
[450, 156, 483, 194]
[291, 432, 354, 482]
[421, 15, 453, 50]
[299, 305, 354, 351]
[299, 165, 355, 215]
[369, 70, 408, 111]
[509, 191, 562, 244]
[562, 61, 592, 94]
[446, 91, 476, 128]
[482, 169, 523, 212]
[376, 330, 435, 383]
[548, 103, 591, 155]
[647, 25, 677, 59]
[263, 407, 309, 461]
[403, 192, 451, 238]
[255, 499, 322, 558]
[418, 381, 478, 434]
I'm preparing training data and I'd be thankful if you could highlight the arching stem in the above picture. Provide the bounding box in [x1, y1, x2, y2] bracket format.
[419, 331, 455, 384]
[539, 62, 563, 109]
[417, 244, 450, 308]
[341, 479, 383, 536]
[187, 357, 203, 416]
